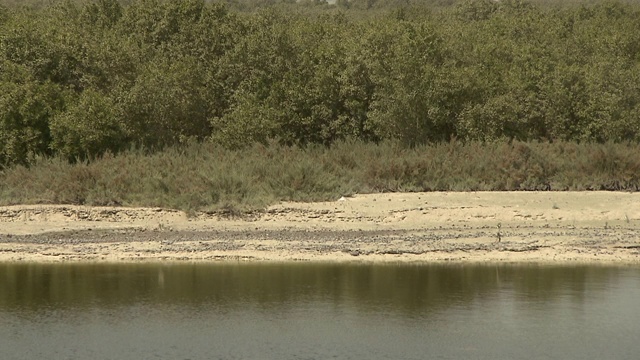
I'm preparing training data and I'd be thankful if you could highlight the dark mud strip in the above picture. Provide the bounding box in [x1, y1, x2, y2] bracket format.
[2, 226, 637, 259]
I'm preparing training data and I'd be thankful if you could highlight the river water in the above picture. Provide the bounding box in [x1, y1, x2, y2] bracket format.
[1, 262, 639, 360]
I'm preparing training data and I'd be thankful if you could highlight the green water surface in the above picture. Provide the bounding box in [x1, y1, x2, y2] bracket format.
[1, 262, 639, 360]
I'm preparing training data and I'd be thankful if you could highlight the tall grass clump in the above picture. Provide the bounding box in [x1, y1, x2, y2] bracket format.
[1, 140, 639, 213]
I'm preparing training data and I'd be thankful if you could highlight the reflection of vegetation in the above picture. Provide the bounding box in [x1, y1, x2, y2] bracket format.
[0, 263, 632, 314]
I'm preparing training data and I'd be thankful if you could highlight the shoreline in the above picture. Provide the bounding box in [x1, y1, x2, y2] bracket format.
[1, 191, 639, 264]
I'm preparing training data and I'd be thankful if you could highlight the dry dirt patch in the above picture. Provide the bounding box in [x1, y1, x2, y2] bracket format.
[1, 192, 639, 263]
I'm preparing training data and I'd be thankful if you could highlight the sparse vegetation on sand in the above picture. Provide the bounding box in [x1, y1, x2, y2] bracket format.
[1, 140, 638, 213]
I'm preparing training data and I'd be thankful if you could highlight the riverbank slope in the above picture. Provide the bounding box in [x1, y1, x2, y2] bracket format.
[1, 192, 639, 263]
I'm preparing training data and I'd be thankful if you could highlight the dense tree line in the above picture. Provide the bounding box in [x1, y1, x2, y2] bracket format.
[2, 0, 640, 168]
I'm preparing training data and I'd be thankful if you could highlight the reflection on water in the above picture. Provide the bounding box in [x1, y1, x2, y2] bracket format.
[1, 262, 639, 360]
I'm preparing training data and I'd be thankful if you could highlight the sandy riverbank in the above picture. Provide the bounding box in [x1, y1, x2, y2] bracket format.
[1, 192, 639, 263]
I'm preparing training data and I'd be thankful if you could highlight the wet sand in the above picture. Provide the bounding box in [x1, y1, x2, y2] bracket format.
[1, 192, 639, 263]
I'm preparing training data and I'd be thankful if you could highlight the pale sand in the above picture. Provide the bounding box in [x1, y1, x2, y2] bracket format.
[1, 191, 639, 263]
